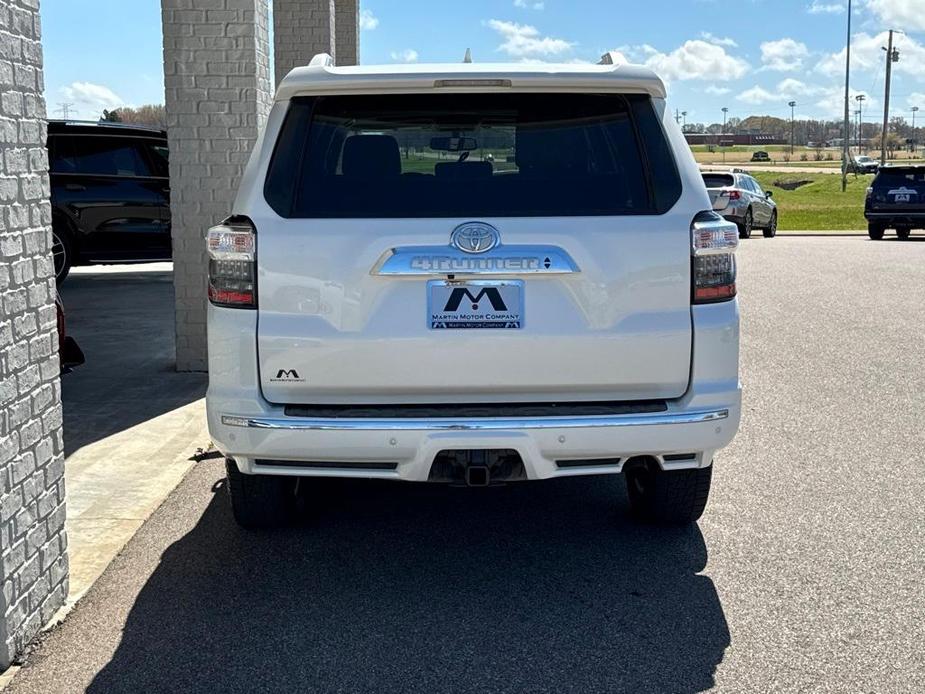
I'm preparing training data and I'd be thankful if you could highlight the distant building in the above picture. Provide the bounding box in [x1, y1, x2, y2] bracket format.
[684, 133, 786, 146]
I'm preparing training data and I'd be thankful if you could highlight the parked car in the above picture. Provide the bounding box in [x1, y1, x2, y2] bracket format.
[55, 293, 84, 373]
[48, 120, 171, 282]
[701, 170, 778, 238]
[865, 164, 925, 239]
[206, 55, 742, 529]
[850, 155, 880, 174]
[750, 151, 770, 162]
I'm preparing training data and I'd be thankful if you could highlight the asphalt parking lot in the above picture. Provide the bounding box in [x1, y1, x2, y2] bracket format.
[8, 237, 925, 693]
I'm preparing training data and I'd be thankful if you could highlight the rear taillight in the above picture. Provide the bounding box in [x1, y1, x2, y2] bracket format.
[723, 190, 741, 200]
[691, 211, 738, 304]
[207, 218, 257, 309]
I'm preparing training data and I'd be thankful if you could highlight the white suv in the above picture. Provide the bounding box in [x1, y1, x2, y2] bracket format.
[206, 54, 741, 529]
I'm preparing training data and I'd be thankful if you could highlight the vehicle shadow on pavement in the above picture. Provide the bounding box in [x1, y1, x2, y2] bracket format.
[87, 475, 729, 693]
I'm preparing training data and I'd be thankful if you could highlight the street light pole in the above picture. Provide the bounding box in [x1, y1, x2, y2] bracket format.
[789, 101, 797, 155]
[842, 0, 852, 192]
[722, 107, 728, 163]
[912, 106, 919, 154]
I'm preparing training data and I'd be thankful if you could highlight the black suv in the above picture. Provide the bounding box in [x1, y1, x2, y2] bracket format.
[865, 165, 925, 240]
[48, 121, 171, 281]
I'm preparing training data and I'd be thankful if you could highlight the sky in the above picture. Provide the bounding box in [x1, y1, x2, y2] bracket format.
[41, 0, 925, 125]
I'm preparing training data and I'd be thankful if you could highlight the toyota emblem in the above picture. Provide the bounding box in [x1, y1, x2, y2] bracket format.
[450, 222, 500, 254]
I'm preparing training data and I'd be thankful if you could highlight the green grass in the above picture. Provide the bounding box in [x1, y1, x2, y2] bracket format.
[751, 172, 870, 231]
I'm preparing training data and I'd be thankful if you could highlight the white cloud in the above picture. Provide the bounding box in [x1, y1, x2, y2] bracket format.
[807, 1, 845, 14]
[705, 85, 731, 95]
[59, 82, 124, 115]
[760, 38, 810, 71]
[390, 49, 419, 63]
[485, 19, 573, 57]
[359, 9, 379, 31]
[906, 93, 925, 109]
[814, 86, 876, 117]
[776, 78, 822, 98]
[643, 40, 749, 82]
[816, 32, 925, 82]
[865, 0, 925, 32]
[701, 32, 738, 48]
[514, 0, 545, 9]
[737, 85, 778, 105]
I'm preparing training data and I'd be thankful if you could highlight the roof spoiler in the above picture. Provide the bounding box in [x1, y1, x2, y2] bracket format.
[309, 53, 335, 68]
[598, 51, 624, 66]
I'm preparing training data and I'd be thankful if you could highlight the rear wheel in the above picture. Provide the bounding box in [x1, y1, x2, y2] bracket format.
[625, 459, 713, 525]
[52, 228, 72, 283]
[737, 210, 753, 239]
[868, 223, 884, 240]
[896, 227, 911, 240]
[225, 458, 297, 529]
[763, 211, 778, 238]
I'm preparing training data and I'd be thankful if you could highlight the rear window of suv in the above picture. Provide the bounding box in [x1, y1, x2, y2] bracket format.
[265, 93, 681, 218]
[874, 168, 925, 187]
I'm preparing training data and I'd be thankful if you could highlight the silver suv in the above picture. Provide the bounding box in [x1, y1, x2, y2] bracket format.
[702, 170, 778, 238]
[206, 55, 742, 529]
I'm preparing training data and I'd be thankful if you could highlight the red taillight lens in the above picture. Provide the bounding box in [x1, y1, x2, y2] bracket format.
[724, 190, 741, 200]
[691, 211, 738, 304]
[207, 219, 257, 309]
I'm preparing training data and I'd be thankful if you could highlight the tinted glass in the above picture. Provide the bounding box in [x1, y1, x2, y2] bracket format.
[702, 174, 734, 188]
[874, 168, 925, 187]
[265, 93, 681, 218]
[51, 136, 151, 177]
[748, 177, 763, 194]
[146, 143, 169, 178]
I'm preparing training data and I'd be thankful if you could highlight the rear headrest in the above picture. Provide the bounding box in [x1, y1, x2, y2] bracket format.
[434, 161, 494, 180]
[342, 135, 401, 178]
[516, 127, 588, 175]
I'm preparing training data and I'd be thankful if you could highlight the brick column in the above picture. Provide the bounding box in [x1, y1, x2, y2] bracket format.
[161, 0, 271, 372]
[273, 0, 334, 86]
[335, 0, 359, 66]
[0, 0, 69, 669]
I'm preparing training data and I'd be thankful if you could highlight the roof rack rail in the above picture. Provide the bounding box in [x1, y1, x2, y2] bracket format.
[48, 119, 165, 132]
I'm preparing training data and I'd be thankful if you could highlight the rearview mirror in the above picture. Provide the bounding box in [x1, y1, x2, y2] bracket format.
[766, 191, 773, 198]
[430, 136, 478, 152]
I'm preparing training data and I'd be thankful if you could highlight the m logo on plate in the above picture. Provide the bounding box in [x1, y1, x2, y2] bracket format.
[442, 287, 508, 312]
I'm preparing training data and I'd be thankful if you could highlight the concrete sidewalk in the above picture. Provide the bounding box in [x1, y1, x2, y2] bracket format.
[56, 264, 208, 609]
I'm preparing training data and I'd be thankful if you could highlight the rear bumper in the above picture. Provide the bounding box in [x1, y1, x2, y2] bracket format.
[210, 399, 740, 480]
[864, 211, 925, 227]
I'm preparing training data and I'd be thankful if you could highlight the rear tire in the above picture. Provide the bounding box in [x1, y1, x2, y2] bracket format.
[225, 458, 297, 529]
[737, 210, 753, 239]
[896, 227, 911, 240]
[625, 459, 713, 525]
[52, 228, 73, 283]
[763, 212, 778, 238]
[868, 224, 884, 240]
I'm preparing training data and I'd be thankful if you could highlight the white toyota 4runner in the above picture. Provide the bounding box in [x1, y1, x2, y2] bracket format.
[206, 54, 741, 529]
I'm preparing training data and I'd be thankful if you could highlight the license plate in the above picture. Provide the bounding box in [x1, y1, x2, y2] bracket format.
[428, 280, 523, 329]
[894, 193, 911, 203]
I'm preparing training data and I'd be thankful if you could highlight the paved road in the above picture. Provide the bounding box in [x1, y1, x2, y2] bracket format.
[9, 238, 925, 693]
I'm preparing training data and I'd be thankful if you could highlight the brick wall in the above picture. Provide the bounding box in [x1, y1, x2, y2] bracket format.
[0, 0, 68, 669]
[273, 0, 334, 86]
[334, 0, 359, 66]
[161, 0, 271, 372]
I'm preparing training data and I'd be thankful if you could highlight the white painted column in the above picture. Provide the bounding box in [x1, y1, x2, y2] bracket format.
[0, 0, 69, 668]
[161, 0, 272, 371]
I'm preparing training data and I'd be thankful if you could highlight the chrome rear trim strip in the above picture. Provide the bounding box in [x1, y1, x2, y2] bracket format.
[222, 409, 728, 432]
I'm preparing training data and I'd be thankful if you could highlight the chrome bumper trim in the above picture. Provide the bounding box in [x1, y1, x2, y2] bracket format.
[221, 409, 729, 432]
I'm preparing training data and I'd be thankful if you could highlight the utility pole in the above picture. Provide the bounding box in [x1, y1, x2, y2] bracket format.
[682, 111, 688, 133]
[55, 102, 75, 119]
[881, 30, 900, 164]
[675, 109, 682, 125]
[913, 106, 920, 153]
[841, 0, 852, 192]
[789, 101, 797, 155]
[856, 94, 866, 151]
[721, 107, 728, 163]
